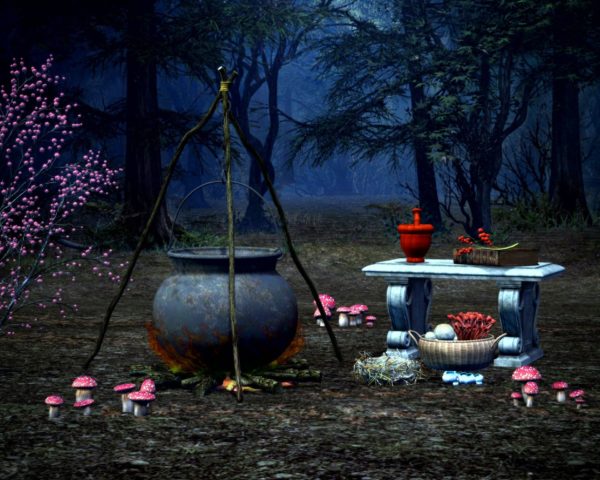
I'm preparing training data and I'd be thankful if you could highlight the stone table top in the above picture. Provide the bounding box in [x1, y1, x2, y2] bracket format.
[362, 258, 565, 282]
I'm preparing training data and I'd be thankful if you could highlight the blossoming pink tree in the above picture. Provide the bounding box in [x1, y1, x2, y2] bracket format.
[0, 56, 121, 333]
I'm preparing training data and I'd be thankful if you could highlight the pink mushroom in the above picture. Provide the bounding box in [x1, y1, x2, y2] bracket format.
[523, 382, 539, 407]
[351, 304, 368, 325]
[45, 395, 64, 419]
[140, 378, 156, 394]
[71, 375, 97, 402]
[364, 315, 376, 328]
[511, 366, 541, 400]
[74, 398, 95, 416]
[313, 294, 336, 310]
[510, 391, 522, 407]
[348, 307, 362, 327]
[114, 383, 137, 413]
[575, 398, 586, 409]
[313, 306, 331, 327]
[569, 389, 585, 406]
[551, 381, 569, 403]
[336, 306, 351, 327]
[128, 391, 156, 417]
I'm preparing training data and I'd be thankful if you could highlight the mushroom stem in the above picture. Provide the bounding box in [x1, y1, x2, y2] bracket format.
[75, 389, 92, 402]
[133, 403, 148, 417]
[338, 313, 348, 328]
[556, 391, 566, 403]
[48, 406, 60, 419]
[121, 394, 133, 413]
[512, 398, 520, 407]
[82, 405, 92, 416]
[525, 396, 534, 408]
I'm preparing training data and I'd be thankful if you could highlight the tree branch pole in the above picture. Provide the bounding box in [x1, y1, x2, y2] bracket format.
[83, 92, 222, 370]
[228, 112, 343, 363]
[218, 66, 244, 402]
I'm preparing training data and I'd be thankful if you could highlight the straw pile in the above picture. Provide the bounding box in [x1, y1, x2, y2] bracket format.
[352, 352, 428, 386]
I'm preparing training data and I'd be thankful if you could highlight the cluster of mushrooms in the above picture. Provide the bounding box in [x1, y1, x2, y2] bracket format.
[313, 294, 376, 328]
[44, 375, 157, 419]
[510, 365, 587, 409]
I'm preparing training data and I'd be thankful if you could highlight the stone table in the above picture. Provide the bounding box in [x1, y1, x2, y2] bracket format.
[361, 258, 565, 367]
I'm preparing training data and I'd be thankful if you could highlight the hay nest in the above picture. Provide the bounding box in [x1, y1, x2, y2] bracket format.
[352, 352, 428, 386]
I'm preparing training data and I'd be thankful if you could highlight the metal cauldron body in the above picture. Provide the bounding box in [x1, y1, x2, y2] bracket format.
[149, 246, 298, 372]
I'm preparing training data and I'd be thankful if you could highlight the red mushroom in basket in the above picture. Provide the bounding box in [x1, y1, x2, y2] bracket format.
[71, 375, 97, 402]
[511, 366, 541, 400]
[45, 395, 64, 419]
[523, 382, 539, 408]
[114, 383, 137, 413]
[551, 381, 569, 403]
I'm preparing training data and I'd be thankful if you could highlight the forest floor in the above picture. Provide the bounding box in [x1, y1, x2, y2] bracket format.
[1, 195, 600, 479]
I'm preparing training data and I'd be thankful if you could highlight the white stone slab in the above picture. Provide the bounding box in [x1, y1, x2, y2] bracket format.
[362, 258, 565, 282]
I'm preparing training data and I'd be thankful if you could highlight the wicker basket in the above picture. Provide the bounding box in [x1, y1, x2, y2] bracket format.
[408, 331, 506, 371]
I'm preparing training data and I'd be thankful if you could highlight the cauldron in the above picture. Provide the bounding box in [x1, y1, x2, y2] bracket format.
[149, 246, 298, 372]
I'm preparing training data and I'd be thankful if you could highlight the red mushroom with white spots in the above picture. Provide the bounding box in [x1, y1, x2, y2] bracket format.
[74, 398, 95, 416]
[114, 383, 137, 413]
[510, 391, 522, 407]
[140, 378, 156, 394]
[351, 304, 368, 325]
[523, 382, 539, 407]
[128, 391, 156, 417]
[313, 306, 331, 327]
[313, 294, 336, 311]
[569, 389, 585, 407]
[45, 395, 64, 419]
[71, 375, 97, 402]
[348, 306, 362, 327]
[364, 315, 376, 328]
[511, 366, 541, 400]
[551, 381, 569, 403]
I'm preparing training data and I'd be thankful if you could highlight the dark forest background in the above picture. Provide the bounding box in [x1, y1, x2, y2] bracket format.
[1, 0, 599, 245]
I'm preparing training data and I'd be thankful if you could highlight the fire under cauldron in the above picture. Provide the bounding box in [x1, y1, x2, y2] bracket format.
[148, 246, 298, 373]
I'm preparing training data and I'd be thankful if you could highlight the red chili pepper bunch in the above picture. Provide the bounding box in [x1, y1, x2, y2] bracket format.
[447, 311, 496, 340]
[457, 228, 494, 255]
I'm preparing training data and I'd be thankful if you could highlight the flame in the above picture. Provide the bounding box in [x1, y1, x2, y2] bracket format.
[271, 318, 305, 366]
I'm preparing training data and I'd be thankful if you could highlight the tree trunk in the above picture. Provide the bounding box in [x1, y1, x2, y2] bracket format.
[548, 0, 593, 226]
[549, 76, 593, 225]
[409, 82, 443, 231]
[122, 0, 171, 245]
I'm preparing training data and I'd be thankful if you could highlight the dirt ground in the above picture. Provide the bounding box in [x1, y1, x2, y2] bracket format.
[1, 196, 599, 479]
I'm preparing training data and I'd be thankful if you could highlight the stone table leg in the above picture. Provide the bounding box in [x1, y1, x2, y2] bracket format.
[494, 280, 542, 367]
[385, 277, 432, 358]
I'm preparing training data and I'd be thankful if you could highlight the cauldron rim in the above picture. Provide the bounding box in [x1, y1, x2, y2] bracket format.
[167, 246, 283, 261]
